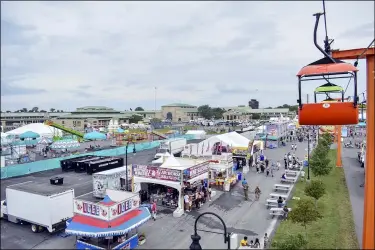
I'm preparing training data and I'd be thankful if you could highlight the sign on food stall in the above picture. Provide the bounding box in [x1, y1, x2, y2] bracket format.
[266, 124, 279, 137]
[109, 196, 140, 220]
[132, 165, 181, 182]
[185, 162, 209, 179]
[74, 199, 110, 220]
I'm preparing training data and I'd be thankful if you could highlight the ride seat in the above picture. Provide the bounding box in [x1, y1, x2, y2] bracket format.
[299, 102, 358, 125]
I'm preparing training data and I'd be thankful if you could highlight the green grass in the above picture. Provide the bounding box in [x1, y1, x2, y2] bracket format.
[272, 150, 359, 249]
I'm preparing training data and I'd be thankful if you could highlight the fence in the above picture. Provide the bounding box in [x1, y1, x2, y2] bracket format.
[1, 134, 195, 179]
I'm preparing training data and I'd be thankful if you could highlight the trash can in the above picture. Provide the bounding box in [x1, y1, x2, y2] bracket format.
[50, 177, 64, 185]
[237, 172, 242, 181]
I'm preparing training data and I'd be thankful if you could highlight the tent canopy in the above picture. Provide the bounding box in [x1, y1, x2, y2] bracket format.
[201, 132, 250, 148]
[6, 123, 63, 138]
[160, 155, 182, 168]
[84, 131, 107, 140]
[19, 131, 40, 139]
[315, 83, 343, 93]
[186, 130, 207, 135]
[65, 207, 151, 237]
[51, 139, 80, 149]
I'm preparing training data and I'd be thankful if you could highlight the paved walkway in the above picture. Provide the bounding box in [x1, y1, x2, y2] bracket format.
[341, 136, 365, 247]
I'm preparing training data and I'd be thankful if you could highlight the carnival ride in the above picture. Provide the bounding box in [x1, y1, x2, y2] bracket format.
[44, 120, 84, 138]
[297, 4, 374, 248]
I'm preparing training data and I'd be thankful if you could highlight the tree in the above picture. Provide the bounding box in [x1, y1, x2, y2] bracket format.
[211, 107, 225, 120]
[50, 108, 56, 112]
[150, 118, 161, 123]
[251, 113, 261, 119]
[40, 110, 47, 113]
[6, 110, 11, 113]
[320, 132, 333, 148]
[21, 108, 28, 112]
[197, 105, 212, 119]
[129, 114, 143, 124]
[309, 146, 332, 176]
[290, 198, 323, 238]
[135, 107, 144, 111]
[31, 107, 39, 112]
[304, 180, 326, 208]
[272, 234, 308, 250]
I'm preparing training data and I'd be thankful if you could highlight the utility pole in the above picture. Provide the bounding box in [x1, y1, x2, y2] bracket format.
[154, 87, 157, 116]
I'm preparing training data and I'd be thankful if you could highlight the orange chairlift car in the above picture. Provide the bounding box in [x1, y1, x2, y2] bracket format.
[296, 13, 359, 126]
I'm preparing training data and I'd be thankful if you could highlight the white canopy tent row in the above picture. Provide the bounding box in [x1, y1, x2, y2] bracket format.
[5, 123, 63, 138]
[181, 132, 251, 157]
[185, 130, 207, 139]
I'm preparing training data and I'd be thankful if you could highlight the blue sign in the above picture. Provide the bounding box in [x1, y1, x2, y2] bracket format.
[76, 240, 104, 250]
[113, 235, 139, 249]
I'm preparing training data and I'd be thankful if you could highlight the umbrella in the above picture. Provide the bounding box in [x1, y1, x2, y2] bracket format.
[11, 140, 37, 146]
[83, 131, 107, 140]
[19, 131, 40, 139]
[117, 128, 124, 133]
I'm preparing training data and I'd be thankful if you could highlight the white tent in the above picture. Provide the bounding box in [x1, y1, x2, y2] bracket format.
[160, 155, 182, 168]
[6, 123, 63, 138]
[182, 132, 250, 157]
[185, 130, 207, 139]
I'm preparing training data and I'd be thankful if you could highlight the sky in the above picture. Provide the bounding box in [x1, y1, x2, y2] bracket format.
[1, 1, 374, 112]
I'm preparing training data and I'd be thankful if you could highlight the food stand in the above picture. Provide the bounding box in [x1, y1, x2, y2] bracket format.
[208, 154, 237, 191]
[65, 189, 151, 250]
[132, 156, 210, 217]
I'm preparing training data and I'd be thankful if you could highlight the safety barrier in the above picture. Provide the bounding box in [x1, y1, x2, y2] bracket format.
[1, 135, 195, 179]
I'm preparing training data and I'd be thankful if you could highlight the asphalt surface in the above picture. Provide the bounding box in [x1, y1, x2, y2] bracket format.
[341, 133, 365, 247]
[1, 139, 308, 249]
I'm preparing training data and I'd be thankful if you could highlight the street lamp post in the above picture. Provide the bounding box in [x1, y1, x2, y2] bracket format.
[125, 141, 136, 191]
[190, 212, 231, 250]
[307, 132, 310, 180]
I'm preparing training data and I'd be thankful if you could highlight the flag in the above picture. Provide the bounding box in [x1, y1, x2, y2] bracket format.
[201, 142, 204, 155]
[206, 142, 210, 152]
[189, 144, 192, 155]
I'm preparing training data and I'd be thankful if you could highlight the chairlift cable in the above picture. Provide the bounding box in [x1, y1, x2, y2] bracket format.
[343, 75, 353, 95]
[354, 38, 375, 67]
[322, 0, 329, 40]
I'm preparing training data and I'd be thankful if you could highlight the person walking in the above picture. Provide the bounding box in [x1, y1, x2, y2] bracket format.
[254, 186, 261, 201]
[151, 200, 157, 221]
[242, 178, 249, 201]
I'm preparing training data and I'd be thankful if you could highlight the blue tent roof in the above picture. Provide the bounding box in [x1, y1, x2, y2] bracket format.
[117, 128, 125, 133]
[83, 131, 107, 140]
[19, 131, 40, 139]
[65, 207, 151, 237]
[11, 140, 38, 146]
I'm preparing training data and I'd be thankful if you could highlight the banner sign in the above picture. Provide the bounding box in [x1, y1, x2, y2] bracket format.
[132, 165, 181, 182]
[109, 196, 140, 220]
[266, 124, 278, 137]
[74, 199, 110, 220]
[185, 162, 209, 179]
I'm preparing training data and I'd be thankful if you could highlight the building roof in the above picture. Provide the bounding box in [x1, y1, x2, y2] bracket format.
[162, 103, 197, 108]
[55, 113, 133, 119]
[224, 107, 290, 114]
[0, 112, 70, 118]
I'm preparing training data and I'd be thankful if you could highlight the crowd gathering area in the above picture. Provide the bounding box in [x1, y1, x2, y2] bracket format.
[1, 119, 365, 250]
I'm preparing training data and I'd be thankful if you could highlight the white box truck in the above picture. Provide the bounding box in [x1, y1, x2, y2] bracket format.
[92, 166, 132, 198]
[154, 138, 187, 160]
[1, 181, 75, 233]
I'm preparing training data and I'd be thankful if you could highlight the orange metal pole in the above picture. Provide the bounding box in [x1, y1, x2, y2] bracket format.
[336, 125, 342, 167]
[362, 54, 374, 250]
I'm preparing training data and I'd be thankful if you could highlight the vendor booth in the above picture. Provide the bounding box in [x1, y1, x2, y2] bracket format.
[132, 155, 210, 218]
[208, 154, 237, 191]
[65, 189, 151, 249]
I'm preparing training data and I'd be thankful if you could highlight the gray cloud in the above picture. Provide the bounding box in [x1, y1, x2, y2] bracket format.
[338, 22, 375, 39]
[1, 82, 46, 96]
[0, 1, 372, 111]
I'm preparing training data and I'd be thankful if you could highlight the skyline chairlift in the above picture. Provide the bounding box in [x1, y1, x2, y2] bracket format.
[297, 13, 359, 126]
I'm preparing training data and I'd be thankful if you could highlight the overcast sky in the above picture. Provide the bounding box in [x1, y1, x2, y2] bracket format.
[1, 1, 374, 111]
